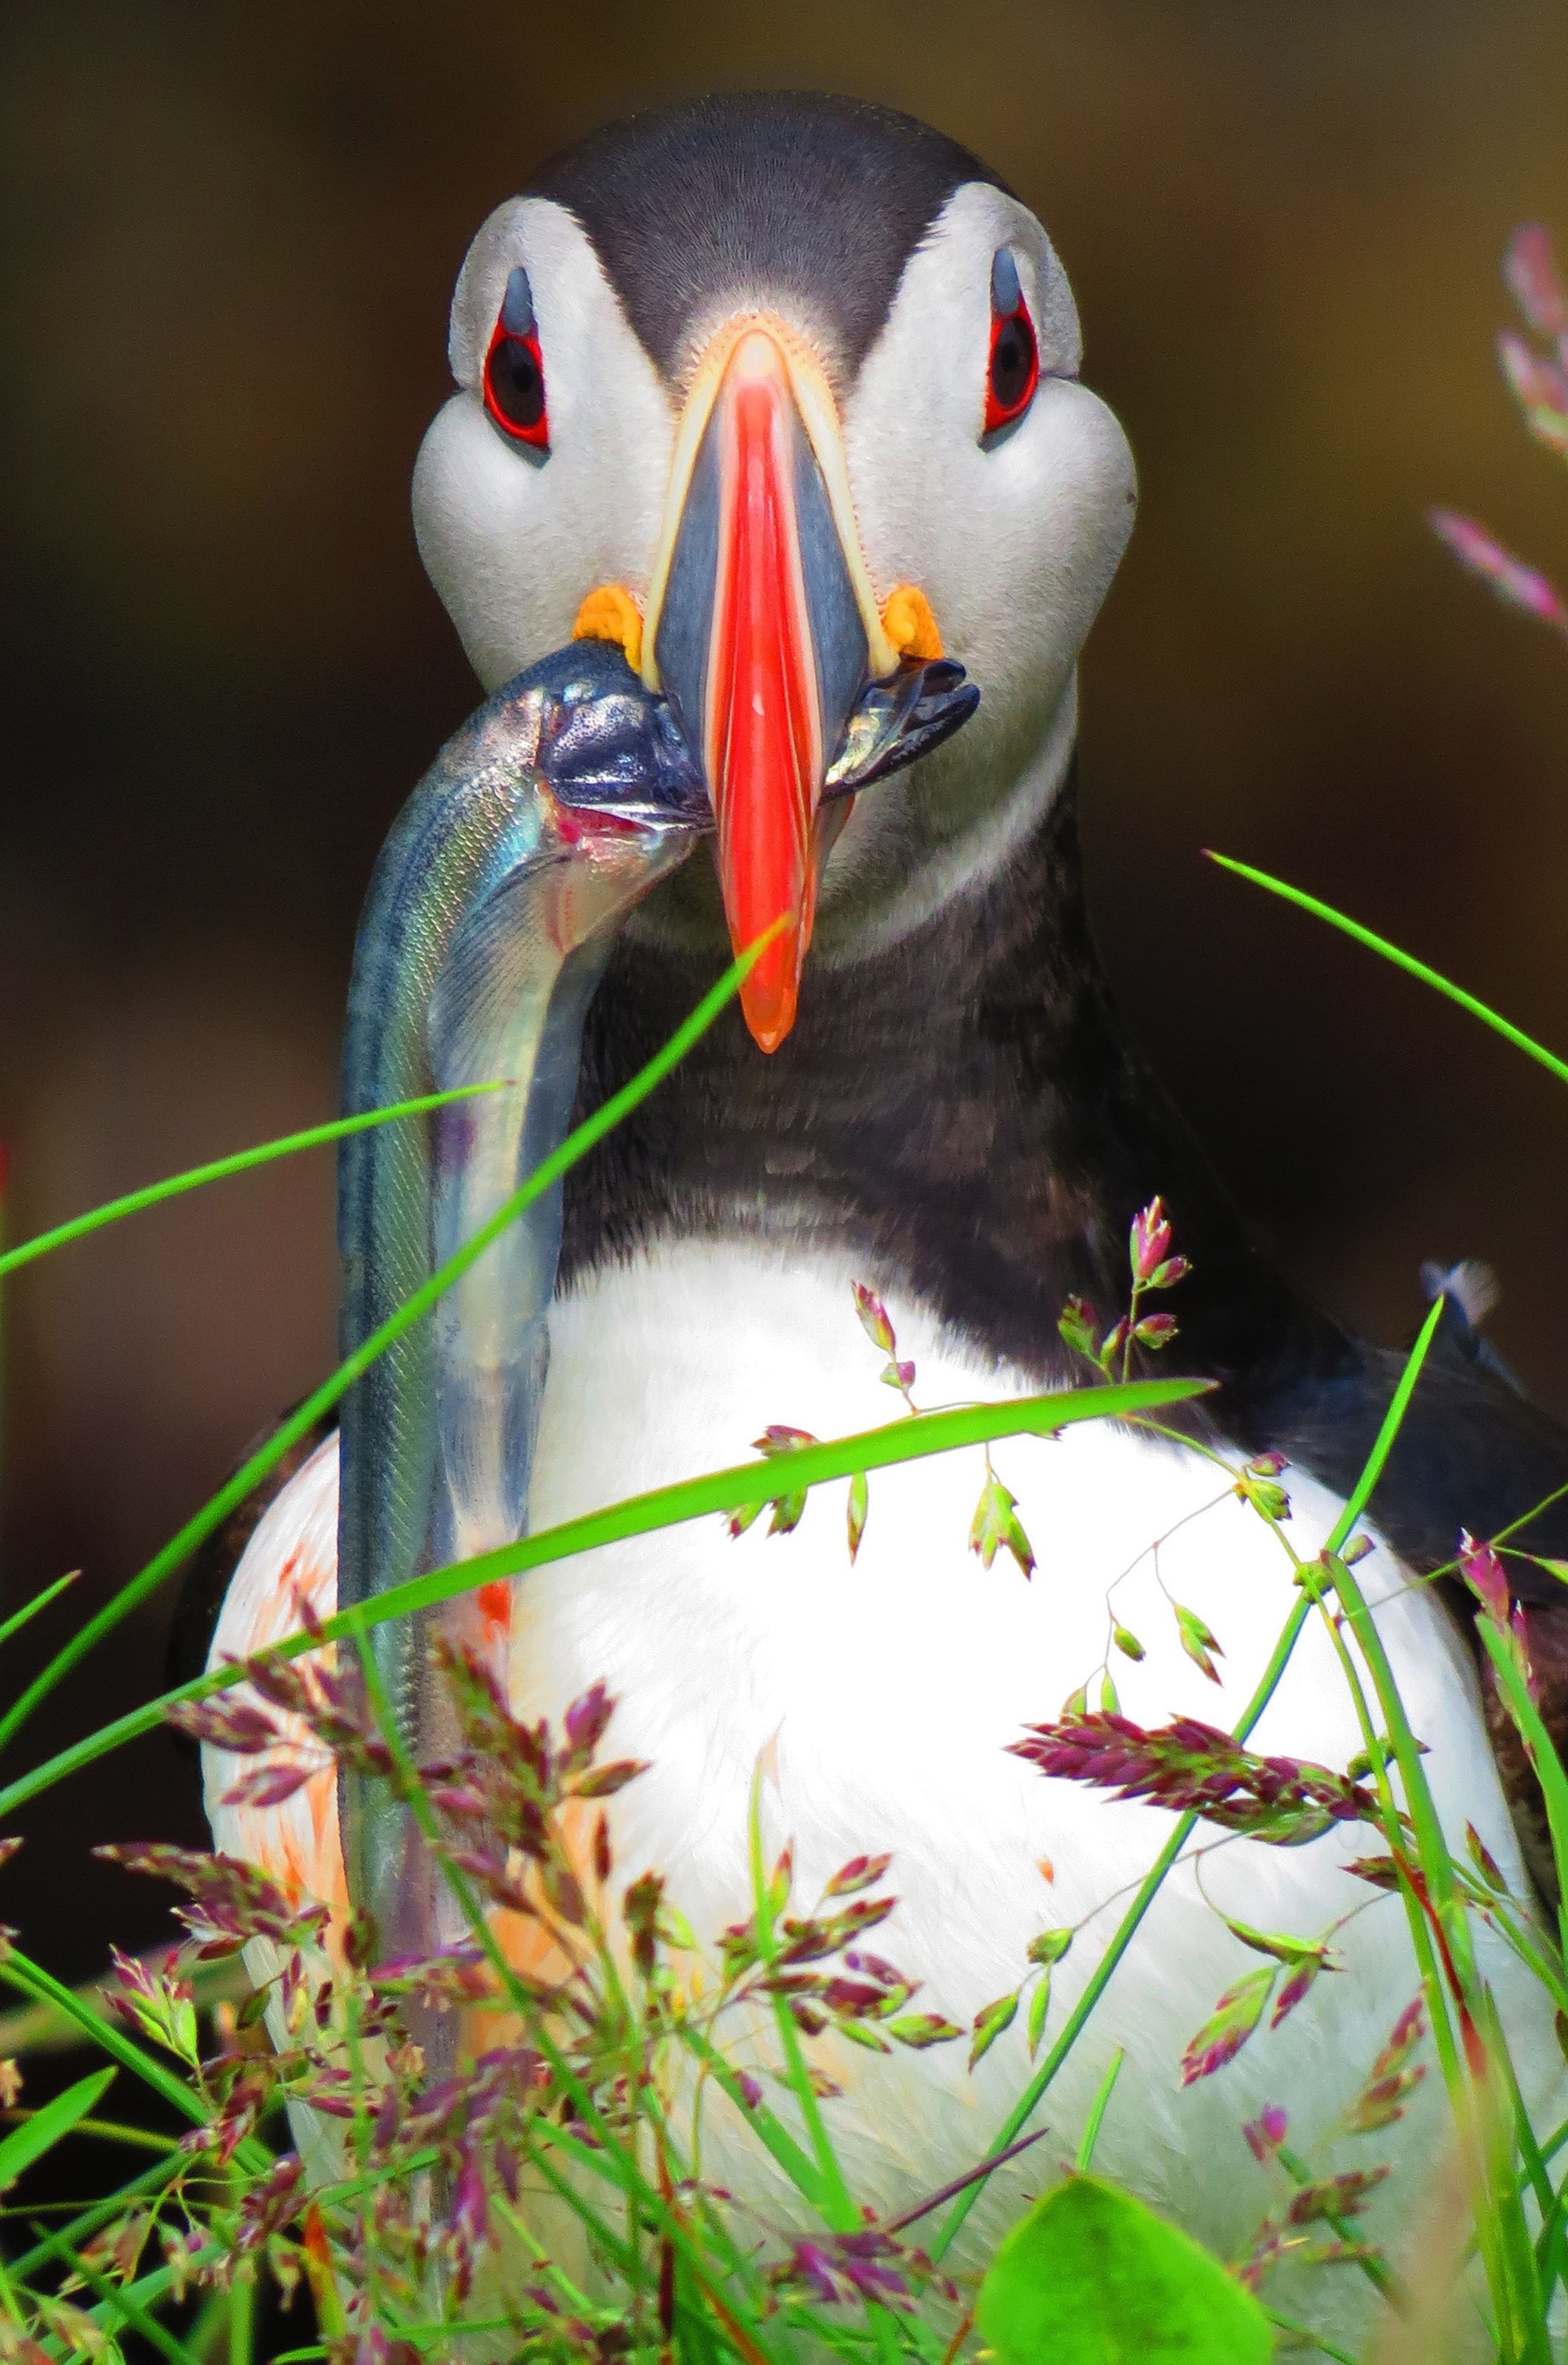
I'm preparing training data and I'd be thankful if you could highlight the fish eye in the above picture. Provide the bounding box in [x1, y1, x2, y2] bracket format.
[483, 264, 549, 450]
[984, 246, 1040, 435]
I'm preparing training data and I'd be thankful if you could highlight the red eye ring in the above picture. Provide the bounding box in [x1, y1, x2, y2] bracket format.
[984, 300, 1039, 435]
[483, 317, 549, 450]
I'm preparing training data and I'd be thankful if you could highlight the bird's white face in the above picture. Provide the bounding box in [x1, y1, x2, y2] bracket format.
[413, 177, 1136, 1047]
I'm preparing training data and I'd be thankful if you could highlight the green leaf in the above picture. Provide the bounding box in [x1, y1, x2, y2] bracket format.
[969, 1990, 1019, 2069]
[766, 1847, 792, 1920]
[1058, 1296, 1098, 1358]
[978, 2175, 1272, 2365]
[833, 2014, 892, 2053]
[846, 1470, 869, 1563]
[655, 1904, 698, 1953]
[1464, 1820, 1510, 1894]
[970, 1473, 1036, 1579]
[1236, 1471, 1290, 1524]
[1175, 1603, 1223, 1685]
[0, 2067, 115, 2190]
[766, 1490, 808, 1536]
[1179, 1966, 1276, 2086]
[1219, 1914, 1327, 1968]
[851, 1282, 896, 1357]
[885, 2013, 962, 2049]
[1026, 1972, 1052, 2058]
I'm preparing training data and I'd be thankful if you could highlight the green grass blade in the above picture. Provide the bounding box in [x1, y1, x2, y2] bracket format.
[0, 939, 772, 1761]
[1206, 851, 1568, 1086]
[0, 1376, 1207, 1823]
[1477, 1615, 1568, 1951]
[0, 1569, 78, 1651]
[0, 2065, 114, 2188]
[1328, 1293, 1444, 1552]
[1073, 2047, 1124, 2173]
[0, 1082, 512, 1283]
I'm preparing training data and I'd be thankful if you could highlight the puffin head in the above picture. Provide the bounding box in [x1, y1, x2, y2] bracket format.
[413, 95, 1136, 1051]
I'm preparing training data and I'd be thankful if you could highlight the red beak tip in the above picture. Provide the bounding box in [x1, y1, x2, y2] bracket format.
[739, 972, 799, 1055]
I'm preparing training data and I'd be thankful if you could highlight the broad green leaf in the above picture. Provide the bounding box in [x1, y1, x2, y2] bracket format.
[0, 2066, 115, 2189]
[977, 2174, 1271, 2365]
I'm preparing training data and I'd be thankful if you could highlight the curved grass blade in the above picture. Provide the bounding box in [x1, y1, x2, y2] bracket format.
[0, 937, 778, 1762]
[0, 1082, 513, 1283]
[1206, 851, 1568, 1087]
[0, 1373, 1208, 1823]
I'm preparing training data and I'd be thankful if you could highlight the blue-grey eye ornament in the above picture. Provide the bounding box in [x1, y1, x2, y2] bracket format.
[483, 263, 549, 448]
[985, 244, 1039, 434]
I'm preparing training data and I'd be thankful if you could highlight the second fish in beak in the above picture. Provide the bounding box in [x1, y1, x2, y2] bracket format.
[641, 318, 901, 1052]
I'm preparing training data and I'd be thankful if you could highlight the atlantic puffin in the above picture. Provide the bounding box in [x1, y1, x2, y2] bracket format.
[186, 93, 1568, 2325]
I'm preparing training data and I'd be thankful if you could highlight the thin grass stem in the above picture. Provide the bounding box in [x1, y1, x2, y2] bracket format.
[1206, 852, 1568, 1087]
[1073, 2048, 1124, 2173]
[0, 1084, 512, 1286]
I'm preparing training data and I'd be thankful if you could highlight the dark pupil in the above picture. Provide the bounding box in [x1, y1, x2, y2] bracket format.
[490, 335, 543, 430]
[990, 315, 1030, 412]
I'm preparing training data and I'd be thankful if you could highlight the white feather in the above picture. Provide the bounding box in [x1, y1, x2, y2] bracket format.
[208, 1239, 1562, 2343]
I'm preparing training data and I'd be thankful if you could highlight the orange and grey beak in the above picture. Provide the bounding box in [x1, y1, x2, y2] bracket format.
[642, 318, 897, 1052]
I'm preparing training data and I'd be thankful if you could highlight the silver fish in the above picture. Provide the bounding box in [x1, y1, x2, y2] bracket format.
[334, 637, 977, 2043]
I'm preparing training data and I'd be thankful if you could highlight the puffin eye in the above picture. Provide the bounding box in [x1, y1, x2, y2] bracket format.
[482, 264, 549, 451]
[983, 246, 1039, 436]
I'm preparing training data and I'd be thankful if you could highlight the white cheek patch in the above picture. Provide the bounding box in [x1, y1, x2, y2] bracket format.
[412, 197, 674, 694]
[818, 183, 1137, 952]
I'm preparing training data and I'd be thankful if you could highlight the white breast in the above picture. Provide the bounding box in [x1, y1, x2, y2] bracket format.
[210, 1235, 1562, 2338]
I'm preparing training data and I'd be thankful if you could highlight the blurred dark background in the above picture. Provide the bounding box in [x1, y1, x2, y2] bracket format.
[3, 0, 1568, 1981]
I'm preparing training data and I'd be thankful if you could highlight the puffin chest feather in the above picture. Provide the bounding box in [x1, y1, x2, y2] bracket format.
[516, 1239, 1559, 2247]
[204, 1231, 1563, 2310]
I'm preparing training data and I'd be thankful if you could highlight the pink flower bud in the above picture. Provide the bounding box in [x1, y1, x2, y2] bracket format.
[1243, 2102, 1288, 2162]
[1130, 1197, 1173, 1284]
[1459, 1530, 1510, 1626]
